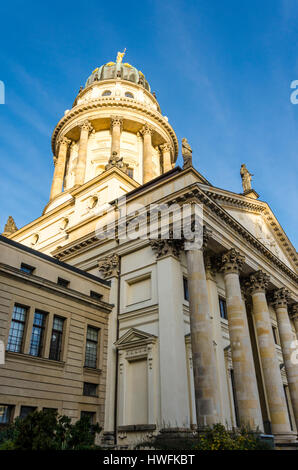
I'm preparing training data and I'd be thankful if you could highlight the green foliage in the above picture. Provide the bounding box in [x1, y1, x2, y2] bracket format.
[135, 424, 272, 451]
[194, 423, 271, 450]
[0, 410, 102, 451]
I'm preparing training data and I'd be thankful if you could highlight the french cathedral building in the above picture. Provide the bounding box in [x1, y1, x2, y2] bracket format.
[1, 52, 298, 446]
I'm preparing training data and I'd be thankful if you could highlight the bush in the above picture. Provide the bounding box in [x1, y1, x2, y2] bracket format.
[194, 423, 271, 450]
[0, 410, 102, 451]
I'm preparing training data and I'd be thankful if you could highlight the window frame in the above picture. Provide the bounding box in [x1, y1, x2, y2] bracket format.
[20, 263, 35, 274]
[29, 310, 47, 357]
[219, 296, 228, 320]
[57, 277, 70, 288]
[84, 326, 100, 369]
[0, 404, 14, 424]
[83, 382, 98, 397]
[6, 304, 28, 353]
[19, 406, 37, 420]
[49, 315, 65, 361]
[183, 277, 189, 302]
[127, 167, 134, 179]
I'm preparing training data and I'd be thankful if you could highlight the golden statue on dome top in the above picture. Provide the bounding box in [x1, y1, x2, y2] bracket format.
[116, 48, 126, 63]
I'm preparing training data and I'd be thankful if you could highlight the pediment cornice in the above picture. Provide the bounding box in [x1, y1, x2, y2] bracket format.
[200, 185, 297, 271]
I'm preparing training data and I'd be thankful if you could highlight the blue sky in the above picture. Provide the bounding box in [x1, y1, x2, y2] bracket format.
[0, 0, 297, 247]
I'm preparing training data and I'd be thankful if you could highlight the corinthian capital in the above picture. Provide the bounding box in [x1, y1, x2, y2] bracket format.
[271, 287, 290, 309]
[140, 123, 153, 136]
[110, 116, 123, 130]
[98, 253, 120, 279]
[79, 119, 94, 134]
[149, 237, 183, 260]
[219, 248, 245, 275]
[246, 270, 270, 294]
[57, 136, 71, 147]
[160, 143, 172, 153]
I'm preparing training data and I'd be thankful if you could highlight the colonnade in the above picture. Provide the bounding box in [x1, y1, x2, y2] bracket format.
[185, 235, 298, 440]
[49, 117, 173, 200]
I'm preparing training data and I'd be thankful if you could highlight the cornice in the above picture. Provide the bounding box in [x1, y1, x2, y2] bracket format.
[74, 78, 161, 110]
[51, 97, 179, 159]
[0, 263, 112, 312]
[203, 187, 298, 269]
[52, 182, 298, 285]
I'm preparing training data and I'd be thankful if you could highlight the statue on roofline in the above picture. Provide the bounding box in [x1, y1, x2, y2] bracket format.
[182, 137, 192, 169]
[116, 48, 126, 63]
[240, 163, 253, 192]
[2, 216, 18, 236]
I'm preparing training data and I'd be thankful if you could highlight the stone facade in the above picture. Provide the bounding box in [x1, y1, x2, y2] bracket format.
[2, 55, 298, 446]
[0, 236, 112, 428]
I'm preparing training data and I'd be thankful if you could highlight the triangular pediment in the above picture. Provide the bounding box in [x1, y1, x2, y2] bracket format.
[200, 185, 297, 271]
[115, 328, 157, 347]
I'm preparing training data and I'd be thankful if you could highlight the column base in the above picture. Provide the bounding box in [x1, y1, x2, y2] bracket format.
[274, 431, 297, 444]
[101, 431, 115, 447]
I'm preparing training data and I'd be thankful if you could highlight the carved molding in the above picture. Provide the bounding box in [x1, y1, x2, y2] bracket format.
[57, 136, 71, 148]
[219, 248, 245, 275]
[149, 237, 183, 260]
[110, 115, 123, 131]
[271, 287, 290, 309]
[160, 142, 172, 154]
[79, 119, 94, 134]
[98, 253, 120, 278]
[140, 123, 153, 136]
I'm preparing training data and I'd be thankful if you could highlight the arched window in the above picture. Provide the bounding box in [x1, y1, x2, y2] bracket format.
[125, 91, 134, 99]
[102, 90, 111, 96]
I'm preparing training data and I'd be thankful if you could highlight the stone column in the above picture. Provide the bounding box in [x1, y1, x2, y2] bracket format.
[290, 304, 298, 338]
[184, 229, 220, 426]
[272, 288, 298, 432]
[150, 238, 190, 428]
[247, 272, 292, 437]
[49, 136, 71, 200]
[99, 254, 120, 446]
[205, 255, 231, 425]
[75, 120, 94, 186]
[140, 124, 153, 184]
[160, 143, 172, 173]
[110, 116, 123, 158]
[219, 249, 263, 430]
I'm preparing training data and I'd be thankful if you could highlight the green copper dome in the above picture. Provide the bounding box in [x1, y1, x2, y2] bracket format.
[85, 60, 150, 91]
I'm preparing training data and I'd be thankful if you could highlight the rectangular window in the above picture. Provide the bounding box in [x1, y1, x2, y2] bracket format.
[19, 406, 36, 419]
[7, 304, 28, 353]
[83, 382, 98, 397]
[20, 263, 35, 274]
[57, 277, 70, 288]
[42, 408, 58, 414]
[272, 326, 279, 345]
[90, 291, 102, 301]
[219, 297, 228, 320]
[49, 316, 64, 361]
[127, 168, 134, 179]
[0, 405, 14, 424]
[29, 310, 46, 357]
[81, 411, 95, 424]
[85, 326, 99, 369]
[183, 277, 189, 302]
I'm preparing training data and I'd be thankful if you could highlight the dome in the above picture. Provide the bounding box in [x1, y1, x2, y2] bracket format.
[85, 60, 151, 92]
